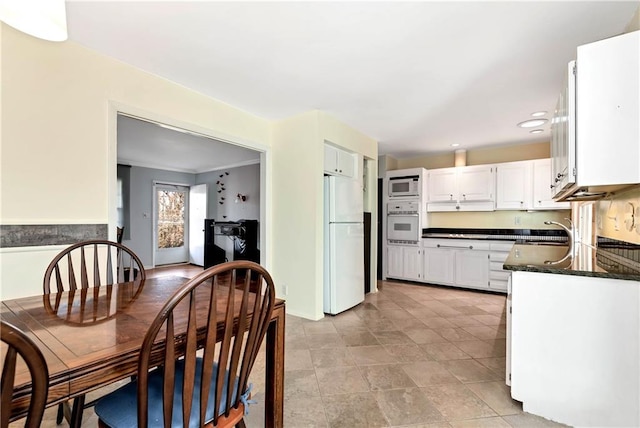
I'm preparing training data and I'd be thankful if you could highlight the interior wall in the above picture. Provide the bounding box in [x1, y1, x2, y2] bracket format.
[196, 163, 260, 224]
[595, 186, 640, 244]
[0, 24, 270, 299]
[271, 111, 322, 319]
[0, 23, 377, 313]
[196, 163, 261, 262]
[396, 141, 550, 170]
[123, 166, 196, 267]
[428, 210, 570, 230]
[625, 5, 640, 32]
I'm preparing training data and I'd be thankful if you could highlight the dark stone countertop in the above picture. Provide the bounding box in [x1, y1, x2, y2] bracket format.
[504, 242, 640, 281]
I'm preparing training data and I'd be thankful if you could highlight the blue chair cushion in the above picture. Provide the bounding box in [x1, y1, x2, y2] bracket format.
[95, 358, 244, 428]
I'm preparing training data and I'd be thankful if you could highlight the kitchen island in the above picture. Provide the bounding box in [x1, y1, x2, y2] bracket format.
[504, 239, 640, 427]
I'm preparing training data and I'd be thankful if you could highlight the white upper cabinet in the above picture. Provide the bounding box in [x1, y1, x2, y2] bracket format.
[427, 168, 457, 202]
[324, 144, 355, 178]
[457, 165, 495, 202]
[552, 31, 640, 200]
[576, 31, 639, 188]
[531, 159, 570, 210]
[427, 165, 495, 211]
[496, 159, 570, 211]
[496, 161, 532, 210]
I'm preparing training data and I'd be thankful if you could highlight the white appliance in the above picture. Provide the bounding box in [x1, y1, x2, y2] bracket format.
[388, 175, 420, 198]
[324, 176, 365, 315]
[387, 201, 420, 243]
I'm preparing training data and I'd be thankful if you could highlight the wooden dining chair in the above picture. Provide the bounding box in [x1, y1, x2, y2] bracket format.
[1, 321, 49, 428]
[43, 239, 145, 427]
[44, 239, 146, 294]
[94, 260, 276, 428]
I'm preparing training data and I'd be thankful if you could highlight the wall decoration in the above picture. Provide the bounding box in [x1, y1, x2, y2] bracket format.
[217, 171, 230, 218]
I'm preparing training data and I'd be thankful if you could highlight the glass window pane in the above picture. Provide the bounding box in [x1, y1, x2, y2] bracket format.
[157, 190, 186, 249]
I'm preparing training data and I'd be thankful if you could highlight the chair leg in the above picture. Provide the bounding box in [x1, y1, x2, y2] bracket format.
[56, 403, 64, 424]
[69, 395, 86, 428]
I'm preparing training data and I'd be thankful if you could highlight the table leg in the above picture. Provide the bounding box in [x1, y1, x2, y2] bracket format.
[265, 304, 285, 428]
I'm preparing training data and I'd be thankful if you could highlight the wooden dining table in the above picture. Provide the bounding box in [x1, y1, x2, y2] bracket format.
[1, 275, 285, 427]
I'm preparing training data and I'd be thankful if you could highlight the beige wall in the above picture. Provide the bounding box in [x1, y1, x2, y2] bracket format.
[271, 111, 378, 320]
[0, 24, 378, 313]
[394, 141, 550, 170]
[429, 210, 570, 230]
[0, 24, 271, 299]
[271, 111, 323, 319]
[595, 186, 640, 244]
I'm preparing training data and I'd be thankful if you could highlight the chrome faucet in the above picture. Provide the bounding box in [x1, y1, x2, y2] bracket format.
[543, 218, 575, 263]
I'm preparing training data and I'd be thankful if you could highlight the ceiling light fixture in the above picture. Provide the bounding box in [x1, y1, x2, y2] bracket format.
[451, 143, 460, 147]
[531, 111, 547, 117]
[518, 119, 548, 128]
[0, 0, 67, 42]
[530, 129, 545, 134]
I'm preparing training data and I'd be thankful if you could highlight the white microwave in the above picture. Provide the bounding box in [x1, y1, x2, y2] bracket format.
[388, 175, 420, 198]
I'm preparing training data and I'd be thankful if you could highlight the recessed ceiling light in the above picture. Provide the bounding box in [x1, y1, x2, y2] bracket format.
[531, 111, 547, 117]
[518, 119, 548, 128]
[451, 143, 460, 147]
[530, 129, 545, 134]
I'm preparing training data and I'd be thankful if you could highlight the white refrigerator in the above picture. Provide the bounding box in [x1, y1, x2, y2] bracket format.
[323, 176, 365, 315]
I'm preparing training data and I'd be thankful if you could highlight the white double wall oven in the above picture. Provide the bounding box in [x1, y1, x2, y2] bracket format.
[383, 168, 428, 282]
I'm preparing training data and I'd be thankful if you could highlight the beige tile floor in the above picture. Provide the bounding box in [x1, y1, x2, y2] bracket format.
[14, 272, 568, 427]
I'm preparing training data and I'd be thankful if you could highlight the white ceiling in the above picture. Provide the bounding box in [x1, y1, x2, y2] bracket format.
[117, 115, 260, 173]
[67, 1, 638, 161]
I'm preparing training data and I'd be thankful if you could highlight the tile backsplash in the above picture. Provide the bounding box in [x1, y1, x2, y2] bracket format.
[596, 186, 640, 245]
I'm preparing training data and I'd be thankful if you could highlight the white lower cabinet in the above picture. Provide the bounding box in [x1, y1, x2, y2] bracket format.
[509, 270, 639, 427]
[455, 250, 490, 288]
[387, 245, 422, 281]
[423, 247, 455, 284]
[422, 240, 494, 292]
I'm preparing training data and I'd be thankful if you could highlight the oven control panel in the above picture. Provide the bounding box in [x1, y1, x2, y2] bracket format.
[387, 201, 419, 214]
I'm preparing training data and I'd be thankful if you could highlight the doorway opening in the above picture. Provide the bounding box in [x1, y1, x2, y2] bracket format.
[114, 111, 265, 270]
[154, 183, 189, 266]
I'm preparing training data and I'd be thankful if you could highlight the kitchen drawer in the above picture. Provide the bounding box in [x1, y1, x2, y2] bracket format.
[490, 270, 511, 281]
[489, 279, 508, 291]
[490, 261, 508, 271]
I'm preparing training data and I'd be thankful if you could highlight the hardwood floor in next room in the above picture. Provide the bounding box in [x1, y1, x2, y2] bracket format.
[17, 264, 566, 427]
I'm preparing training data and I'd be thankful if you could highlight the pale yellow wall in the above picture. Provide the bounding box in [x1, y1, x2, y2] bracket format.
[271, 111, 323, 319]
[396, 141, 550, 170]
[0, 25, 378, 313]
[271, 112, 378, 320]
[596, 186, 640, 244]
[428, 210, 570, 230]
[0, 24, 272, 300]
